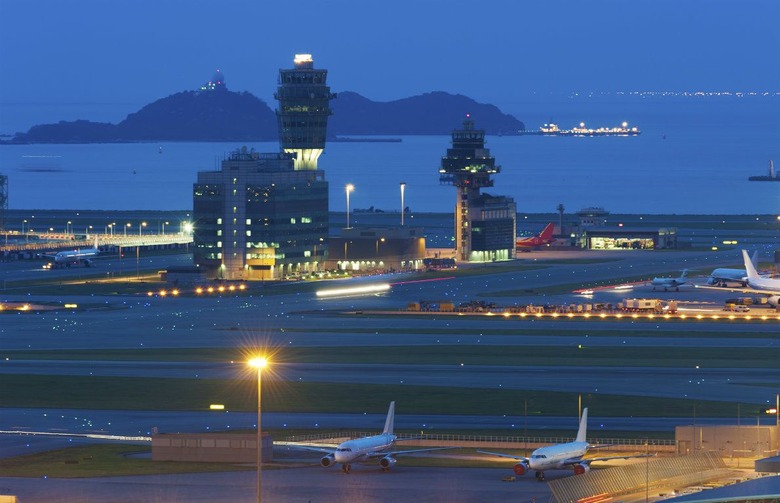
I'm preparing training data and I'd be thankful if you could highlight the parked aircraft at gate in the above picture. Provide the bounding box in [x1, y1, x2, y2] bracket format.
[706, 251, 758, 287]
[650, 269, 688, 291]
[479, 408, 650, 481]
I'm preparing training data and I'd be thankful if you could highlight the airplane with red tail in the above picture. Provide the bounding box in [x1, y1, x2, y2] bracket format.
[516, 223, 555, 250]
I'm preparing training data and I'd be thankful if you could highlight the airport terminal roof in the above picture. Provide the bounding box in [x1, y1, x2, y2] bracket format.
[661, 474, 780, 502]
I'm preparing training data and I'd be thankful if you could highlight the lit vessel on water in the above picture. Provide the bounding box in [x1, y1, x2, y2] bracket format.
[522, 122, 641, 136]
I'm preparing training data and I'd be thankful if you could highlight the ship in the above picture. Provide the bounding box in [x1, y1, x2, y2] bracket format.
[519, 122, 641, 136]
[748, 160, 779, 181]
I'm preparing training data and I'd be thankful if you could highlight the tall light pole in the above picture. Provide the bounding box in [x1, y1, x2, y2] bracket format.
[162, 221, 169, 236]
[248, 357, 268, 503]
[345, 184, 354, 229]
[139, 221, 147, 236]
[400, 182, 406, 226]
[125, 223, 131, 237]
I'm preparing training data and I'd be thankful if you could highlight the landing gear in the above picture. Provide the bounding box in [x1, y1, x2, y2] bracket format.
[342, 464, 351, 474]
[535, 471, 545, 481]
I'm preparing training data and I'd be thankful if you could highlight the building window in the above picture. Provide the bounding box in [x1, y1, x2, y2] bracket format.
[290, 218, 296, 224]
[246, 230, 251, 236]
[245, 218, 251, 225]
[301, 217, 312, 224]
[217, 218, 222, 224]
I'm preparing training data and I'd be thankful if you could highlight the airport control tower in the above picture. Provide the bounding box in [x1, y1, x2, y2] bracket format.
[439, 116, 516, 262]
[275, 54, 335, 170]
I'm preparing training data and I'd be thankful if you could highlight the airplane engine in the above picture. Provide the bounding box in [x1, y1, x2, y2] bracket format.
[513, 462, 529, 476]
[320, 454, 336, 467]
[573, 463, 590, 475]
[379, 456, 397, 469]
[768, 296, 780, 307]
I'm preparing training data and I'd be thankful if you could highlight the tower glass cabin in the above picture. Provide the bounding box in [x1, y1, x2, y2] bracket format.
[439, 116, 516, 262]
[275, 54, 335, 171]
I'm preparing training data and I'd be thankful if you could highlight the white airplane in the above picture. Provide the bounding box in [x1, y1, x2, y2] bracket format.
[42, 236, 100, 269]
[706, 251, 758, 287]
[478, 408, 650, 481]
[650, 269, 688, 291]
[276, 401, 452, 473]
[737, 249, 780, 304]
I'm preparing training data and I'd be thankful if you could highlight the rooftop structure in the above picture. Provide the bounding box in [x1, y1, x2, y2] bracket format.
[200, 69, 227, 92]
[275, 54, 335, 170]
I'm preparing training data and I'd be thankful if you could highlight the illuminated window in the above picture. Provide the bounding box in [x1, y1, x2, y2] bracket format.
[232, 218, 237, 225]
[217, 241, 222, 248]
[217, 230, 222, 236]
[246, 230, 251, 236]
[233, 230, 237, 236]
[290, 218, 296, 224]
[232, 189, 237, 196]
[217, 253, 222, 259]
[217, 218, 222, 224]
[233, 207, 237, 214]
[301, 217, 312, 224]
[304, 250, 311, 257]
[246, 219, 251, 225]
[232, 178, 237, 185]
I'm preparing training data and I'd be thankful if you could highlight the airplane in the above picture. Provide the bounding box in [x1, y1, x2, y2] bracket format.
[276, 401, 453, 473]
[516, 223, 555, 250]
[706, 251, 758, 287]
[650, 269, 688, 291]
[42, 236, 100, 269]
[478, 408, 650, 481]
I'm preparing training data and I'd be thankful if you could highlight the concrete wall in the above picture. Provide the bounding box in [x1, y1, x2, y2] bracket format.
[152, 432, 273, 463]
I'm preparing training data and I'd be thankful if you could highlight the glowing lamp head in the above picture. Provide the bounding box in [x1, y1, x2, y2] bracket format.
[248, 357, 268, 369]
[346, 183, 354, 193]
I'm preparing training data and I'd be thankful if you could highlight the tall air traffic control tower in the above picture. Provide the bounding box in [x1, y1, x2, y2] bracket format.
[275, 54, 335, 170]
[439, 116, 516, 262]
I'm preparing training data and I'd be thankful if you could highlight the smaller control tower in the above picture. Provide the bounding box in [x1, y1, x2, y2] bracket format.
[275, 54, 335, 170]
[439, 116, 516, 262]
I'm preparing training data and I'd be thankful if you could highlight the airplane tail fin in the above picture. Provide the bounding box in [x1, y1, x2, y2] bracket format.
[742, 250, 760, 280]
[680, 269, 688, 278]
[575, 408, 588, 443]
[540, 223, 555, 240]
[383, 401, 395, 435]
[750, 251, 759, 268]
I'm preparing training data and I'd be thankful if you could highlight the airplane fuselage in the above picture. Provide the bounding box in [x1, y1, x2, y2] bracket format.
[333, 433, 395, 465]
[707, 268, 747, 286]
[528, 441, 588, 471]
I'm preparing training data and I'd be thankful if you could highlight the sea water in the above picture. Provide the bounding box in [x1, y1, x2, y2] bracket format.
[1, 96, 778, 214]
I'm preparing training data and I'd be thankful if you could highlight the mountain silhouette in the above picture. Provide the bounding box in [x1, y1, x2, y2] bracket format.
[8, 89, 524, 143]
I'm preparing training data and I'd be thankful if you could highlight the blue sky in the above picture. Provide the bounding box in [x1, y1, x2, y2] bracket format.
[1, 0, 778, 132]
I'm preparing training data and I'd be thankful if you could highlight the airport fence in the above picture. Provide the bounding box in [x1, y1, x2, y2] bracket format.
[281, 431, 676, 450]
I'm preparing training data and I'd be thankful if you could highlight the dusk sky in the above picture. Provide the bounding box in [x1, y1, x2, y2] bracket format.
[1, 0, 778, 133]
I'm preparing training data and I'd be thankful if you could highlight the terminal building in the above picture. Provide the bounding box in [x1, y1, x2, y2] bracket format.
[439, 116, 516, 262]
[192, 55, 333, 280]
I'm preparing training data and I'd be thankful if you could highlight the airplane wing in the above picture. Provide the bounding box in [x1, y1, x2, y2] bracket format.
[695, 284, 778, 296]
[562, 453, 654, 467]
[367, 446, 458, 459]
[477, 450, 529, 462]
[273, 441, 337, 454]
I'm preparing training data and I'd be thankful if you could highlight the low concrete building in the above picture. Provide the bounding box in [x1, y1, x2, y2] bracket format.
[152, 432, 273, 463]
[676, 424, 779, 458]
[327, 226, 426, 272]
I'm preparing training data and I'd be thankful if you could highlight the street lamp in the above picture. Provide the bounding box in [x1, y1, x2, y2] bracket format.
[66, 221, 72, 235]
[162, 221, 169, 236]
[248, 357, 268, 503]
[400, 182, 406, 226]
[125, 223, 131, 237]
[139, 221, 147, 236]
[345, 184, 354, 229]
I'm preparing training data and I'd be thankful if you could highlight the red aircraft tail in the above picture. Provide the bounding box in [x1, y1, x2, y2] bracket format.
[538, 223, 554, 241]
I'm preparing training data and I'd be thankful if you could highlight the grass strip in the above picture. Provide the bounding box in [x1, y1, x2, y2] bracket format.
[0, 444, 254, 478]
[4, 345, 776, 368]
[0, 375, 742, 417]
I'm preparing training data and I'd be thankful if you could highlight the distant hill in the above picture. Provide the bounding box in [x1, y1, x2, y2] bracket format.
[330, 91, 524, 136]
[7, 89, 524, 143]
